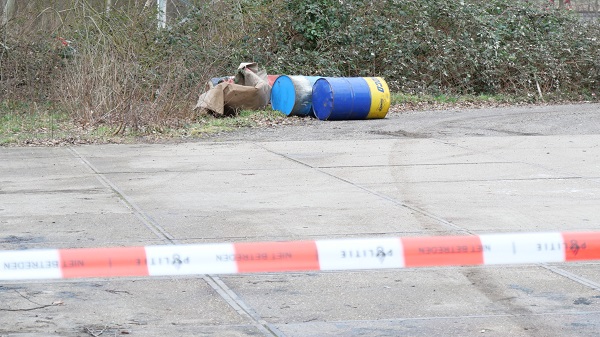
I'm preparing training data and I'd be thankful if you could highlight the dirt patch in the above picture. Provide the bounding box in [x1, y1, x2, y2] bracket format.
[1, 99, 592, 147]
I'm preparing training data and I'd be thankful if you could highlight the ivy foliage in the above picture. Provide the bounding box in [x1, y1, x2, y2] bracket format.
[213, 0, 599, 96]
[2, 0, 599, 106]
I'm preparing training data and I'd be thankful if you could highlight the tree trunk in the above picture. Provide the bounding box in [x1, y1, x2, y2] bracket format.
[1, 0, 16, 27]
[157, 0, 167, 29]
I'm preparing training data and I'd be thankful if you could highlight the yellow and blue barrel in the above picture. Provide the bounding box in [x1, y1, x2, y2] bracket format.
[271, 75, 321, 116]
[311, 77, 391, 121]
[364, 77, 391, 119]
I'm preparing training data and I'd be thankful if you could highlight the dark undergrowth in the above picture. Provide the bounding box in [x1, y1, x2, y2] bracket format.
[0, 0, 598, 143]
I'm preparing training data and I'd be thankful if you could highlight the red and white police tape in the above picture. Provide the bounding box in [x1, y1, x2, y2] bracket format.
[1, 232, 599, 280]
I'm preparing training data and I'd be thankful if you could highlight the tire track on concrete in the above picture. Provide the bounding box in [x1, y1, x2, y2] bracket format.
[255, 142, 472, 236]
[430, 137, 600, 291]
[258, 140, 599, 337]
[262, 138, 600, 292]
[67, 147, 284, 337]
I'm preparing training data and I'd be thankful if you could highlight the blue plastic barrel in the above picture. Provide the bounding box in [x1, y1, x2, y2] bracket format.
[311, 77, 374, 121]
[271, 75, 321, 116]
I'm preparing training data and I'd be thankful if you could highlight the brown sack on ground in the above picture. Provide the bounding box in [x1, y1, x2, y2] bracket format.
[194, 63, 271, 116]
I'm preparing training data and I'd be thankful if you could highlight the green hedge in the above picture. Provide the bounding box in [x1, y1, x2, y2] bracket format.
[220, 0, 600, 96]
[1, 0, 599, 125]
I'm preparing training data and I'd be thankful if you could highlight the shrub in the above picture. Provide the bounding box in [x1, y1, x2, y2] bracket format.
[260, 0, 600, 96]
[1, 0, 598, 131]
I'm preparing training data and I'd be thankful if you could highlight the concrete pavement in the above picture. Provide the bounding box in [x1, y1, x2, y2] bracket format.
[1, 103, 599, 336]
